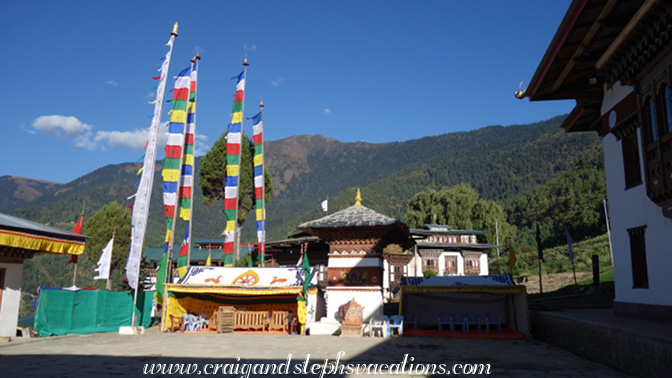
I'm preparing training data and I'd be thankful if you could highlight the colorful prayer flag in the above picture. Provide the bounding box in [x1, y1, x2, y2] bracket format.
[162, 66, 191, 231]
[175, 226, 189, 279]
[250, 111, 265, 261]
[222, 70, 246, 258]
[179, 60, 198, 221]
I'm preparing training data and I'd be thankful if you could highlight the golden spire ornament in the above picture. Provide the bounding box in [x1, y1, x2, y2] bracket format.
[355, 188, 362, 206]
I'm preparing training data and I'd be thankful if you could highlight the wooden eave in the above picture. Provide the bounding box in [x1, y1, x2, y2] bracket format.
[527, 0, 645, 103]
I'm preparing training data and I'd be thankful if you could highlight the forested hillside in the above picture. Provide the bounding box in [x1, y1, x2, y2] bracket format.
[268, 115, 602, 239]
[3, 114, 602, 247]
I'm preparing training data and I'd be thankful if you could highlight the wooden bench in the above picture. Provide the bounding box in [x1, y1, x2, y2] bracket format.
[269, 311, 289, 333]
[234, 311, 268, 331]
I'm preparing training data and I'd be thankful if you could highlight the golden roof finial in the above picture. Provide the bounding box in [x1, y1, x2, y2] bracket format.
[171, 22, 179, 36]
[355, 188, 362, 206]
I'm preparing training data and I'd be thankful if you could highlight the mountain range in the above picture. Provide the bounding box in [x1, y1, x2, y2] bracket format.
[1, 114, 602, 247]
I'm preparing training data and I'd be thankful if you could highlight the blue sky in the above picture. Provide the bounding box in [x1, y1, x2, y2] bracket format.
[2, 1, 574, 184]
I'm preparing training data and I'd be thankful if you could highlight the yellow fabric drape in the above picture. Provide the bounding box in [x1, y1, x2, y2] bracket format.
[0, 230, 85, 255]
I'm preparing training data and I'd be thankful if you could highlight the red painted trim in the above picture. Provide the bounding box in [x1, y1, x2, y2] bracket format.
[562, 104, 585, 132]
[528, 0, 588, 99]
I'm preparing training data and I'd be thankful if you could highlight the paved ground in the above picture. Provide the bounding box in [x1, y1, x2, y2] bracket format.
[0, 326, 632, 377]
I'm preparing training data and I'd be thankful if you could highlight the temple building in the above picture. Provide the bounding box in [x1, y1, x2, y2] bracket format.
[0, 213, 87, 338]
[519, 0, 672, 321]
[297, 190, 410, 325]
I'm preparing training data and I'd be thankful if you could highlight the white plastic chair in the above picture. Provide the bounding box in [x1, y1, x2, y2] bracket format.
[181, 314, 198, 331]
[388, 315, 404, 336]
[369, 315, 389, 337]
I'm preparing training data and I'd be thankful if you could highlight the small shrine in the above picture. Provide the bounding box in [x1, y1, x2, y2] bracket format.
[338, 300, 364, 337]
[298, 189, 409, 327]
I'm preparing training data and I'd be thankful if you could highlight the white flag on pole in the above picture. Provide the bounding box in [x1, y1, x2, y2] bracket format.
[321, 199, 328, 212]
[94, 237, 114, 280]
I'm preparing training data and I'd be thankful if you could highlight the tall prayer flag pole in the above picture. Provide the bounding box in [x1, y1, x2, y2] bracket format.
[163, 64, 193, 280]
[250, 99, 265, 266]
[222, 56, 248, 266]
[174, 55, 200, 279]
[124, 22, 178, 332]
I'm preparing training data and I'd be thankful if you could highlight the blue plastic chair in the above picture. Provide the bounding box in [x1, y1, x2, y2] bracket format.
[403, 313, 417, 328]
[388, 315, 404, 336]
[485, 313, 502, 333]
[451, 313, 466, 333]
[437, 313, 452, 332]
[464, 313, 481, 333]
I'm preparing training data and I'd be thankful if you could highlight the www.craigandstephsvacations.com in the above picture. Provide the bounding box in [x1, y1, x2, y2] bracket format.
[142, 352, 492, 376]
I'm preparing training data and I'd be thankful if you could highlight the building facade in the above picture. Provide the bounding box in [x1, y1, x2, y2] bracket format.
[520, 0, 672, 321]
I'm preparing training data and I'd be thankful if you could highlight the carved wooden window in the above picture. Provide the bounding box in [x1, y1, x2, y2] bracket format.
[444, 256, 458, 276]
[423, 257, 438, 273]
[622, 131, 642, 189]
[464, 257, 480, 276]
[628, 226, 649, 289]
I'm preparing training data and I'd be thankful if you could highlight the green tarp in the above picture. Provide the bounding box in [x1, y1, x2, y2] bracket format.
[34, 289, 153, 337]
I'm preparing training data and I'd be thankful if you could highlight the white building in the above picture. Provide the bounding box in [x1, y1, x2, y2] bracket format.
[520, 0, 672, 321]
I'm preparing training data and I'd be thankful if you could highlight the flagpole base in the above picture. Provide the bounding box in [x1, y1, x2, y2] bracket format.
[119, 326, 145, 335]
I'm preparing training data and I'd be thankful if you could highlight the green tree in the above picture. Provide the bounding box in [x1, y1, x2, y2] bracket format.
[405, 183, 514, 248]
[82, 201, 131, 289]
[199, 130, 273, 227]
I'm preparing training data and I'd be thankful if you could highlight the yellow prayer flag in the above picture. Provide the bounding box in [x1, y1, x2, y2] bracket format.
[226, 165, 239, 177]
[231, 112, 243, 124]
[162, 169, 180, 182]
[170, 110, 187, 123]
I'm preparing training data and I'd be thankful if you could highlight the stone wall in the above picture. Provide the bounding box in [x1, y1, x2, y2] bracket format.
[531, 311, 672, 377]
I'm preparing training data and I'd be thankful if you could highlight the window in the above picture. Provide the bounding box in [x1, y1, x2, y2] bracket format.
[645, 96, 658, 143]
[423, 258, 438, 274]
[622, 132, 642, 189]
[628, 226, 649, 289]
[464, 258, 480, 276]
[659, 85, 672, 135]
[444, 256, 458, 275]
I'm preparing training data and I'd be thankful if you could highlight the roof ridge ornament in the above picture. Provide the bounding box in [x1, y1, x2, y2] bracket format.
[355, 188, 362, 206]
[514, 81, 528, 99]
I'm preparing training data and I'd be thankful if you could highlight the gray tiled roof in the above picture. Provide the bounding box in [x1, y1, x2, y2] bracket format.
[0, 212, 89, 239]
[298, 205, 403, 229]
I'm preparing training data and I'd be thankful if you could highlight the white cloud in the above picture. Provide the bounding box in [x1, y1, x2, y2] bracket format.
[105, 80, 119, 87]
[271, 77, 286, 86]
[243, 44, 257, 52]
[32, 115, 96, 149]
[95, 129, 152, 150]
[30, 115, 211, 155]
[323, 108, 332, 115]
[32, 115, 93, 138]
